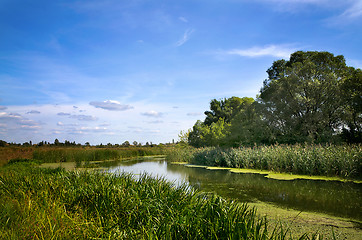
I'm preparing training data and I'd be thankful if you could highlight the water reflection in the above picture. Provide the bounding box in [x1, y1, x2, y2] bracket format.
[108, 158, 362, 221]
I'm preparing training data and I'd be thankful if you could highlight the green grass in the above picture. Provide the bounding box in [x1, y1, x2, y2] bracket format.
[167, 144, 362, 180]
[0, 161, 324, 239]
[32, 147, 166, 166]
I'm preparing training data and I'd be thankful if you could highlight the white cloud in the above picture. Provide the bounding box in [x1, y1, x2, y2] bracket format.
[70, 114, 98, 121]
[176, 29, 195, 47]
[147, 120, 163, 124]
[57, 112, 71, 116]
[224, 44, 298, 59]
[0, 112, 22, 121]
[187, 112, 203, 116]
[0, 111, 41, 131]
[21, 125, 41, 130]
[141, 110, 163, 118]
[78, 126, 108, 132]
[27, 110, 41, 114]
[89, 100, 134, 111]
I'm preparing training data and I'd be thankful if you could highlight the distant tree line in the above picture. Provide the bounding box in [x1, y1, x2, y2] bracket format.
[188, 51, 361, 147]
[0, 139, 174, 148]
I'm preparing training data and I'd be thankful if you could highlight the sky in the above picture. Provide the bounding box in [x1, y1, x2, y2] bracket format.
[0, 0, 361, 145]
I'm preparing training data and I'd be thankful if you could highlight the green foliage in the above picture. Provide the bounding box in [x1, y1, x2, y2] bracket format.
[0, 163, 321, 239]
[169, 144, 362, 180]
[259, 51, 350, 143]
[188, 51, 361, 147]
[32, 147, 165, 164]
[189, 97, 259, 147]
[340, 68, 362, 143]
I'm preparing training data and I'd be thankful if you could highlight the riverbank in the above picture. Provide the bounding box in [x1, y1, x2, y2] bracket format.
[178, 163, 362, 184]
[0, 161, 321, 240]
[166, 144, 362, 181]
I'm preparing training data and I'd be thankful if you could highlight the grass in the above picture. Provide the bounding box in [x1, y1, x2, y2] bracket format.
[167, 144, 362, 180]
[0, 161, 325, 239]
[0, 146, 167, 167]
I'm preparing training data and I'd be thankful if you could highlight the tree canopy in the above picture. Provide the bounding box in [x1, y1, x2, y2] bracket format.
[188, 51, 361, 147]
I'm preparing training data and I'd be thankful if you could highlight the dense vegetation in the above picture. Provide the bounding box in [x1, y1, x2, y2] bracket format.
[167, 144, 362, 180]
[188, 51, 361, 147]
[0, 146, 167, 167]
[0, 161, 325, 239]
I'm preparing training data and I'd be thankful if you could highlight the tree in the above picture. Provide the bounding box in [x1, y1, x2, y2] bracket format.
[258, 51, 350, 143]
[204, 97, 248, 125]
[340, 68, 362, 142]
[189, 97, 254, 147]
[0, 140, 7, 147]
[178, 129, 191, 143]
[228, 101, 273, 146]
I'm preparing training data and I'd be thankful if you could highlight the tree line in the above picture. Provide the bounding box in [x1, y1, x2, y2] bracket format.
[0, 139, 170, 148]
[188, 51, 361, 147]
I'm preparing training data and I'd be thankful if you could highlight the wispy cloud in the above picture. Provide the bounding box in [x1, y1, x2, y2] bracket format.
[0, 106, 7, 110]
[179, 16, 188, 23]
[338, 1, 362, 19]
[176, 29, 195, 47]
[89, 100, 133, 111]
[223, 44, 298, 59]
[141, 110, 163, 118]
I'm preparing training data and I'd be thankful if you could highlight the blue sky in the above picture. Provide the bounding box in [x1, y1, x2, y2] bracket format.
[0, 0, 361, 145]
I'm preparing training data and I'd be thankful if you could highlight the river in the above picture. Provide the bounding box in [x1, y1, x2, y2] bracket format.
[104, 157, 362, 222]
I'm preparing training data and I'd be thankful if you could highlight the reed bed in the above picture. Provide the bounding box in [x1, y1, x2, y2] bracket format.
[0, 146, 166, 167]
[167, 144, 362, 179]
[32, 147, 166, 164]
[0, 146, 34, 167]
[0, 161, 322, 239]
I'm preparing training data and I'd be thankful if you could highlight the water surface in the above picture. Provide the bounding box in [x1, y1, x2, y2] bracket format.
[105, 158, 361, 221]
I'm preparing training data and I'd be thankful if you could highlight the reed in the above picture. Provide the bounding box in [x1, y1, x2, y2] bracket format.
[167, 144, 362, 179]
[0, 162, 323, 239]
[31, 147, 165, 164]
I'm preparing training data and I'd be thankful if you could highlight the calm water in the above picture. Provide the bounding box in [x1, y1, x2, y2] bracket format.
[104, 158, 362, 221]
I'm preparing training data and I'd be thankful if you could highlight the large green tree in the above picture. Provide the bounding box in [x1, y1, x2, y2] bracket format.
[188, 97, 257, 147]
[258, 51, 359, 143]
[340, 68, 362, 142]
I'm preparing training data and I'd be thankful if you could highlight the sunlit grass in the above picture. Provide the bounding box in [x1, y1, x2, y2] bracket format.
[0, 161, 324, 239]
[0, 146, 167, 167]
[167, 144, 362, 180]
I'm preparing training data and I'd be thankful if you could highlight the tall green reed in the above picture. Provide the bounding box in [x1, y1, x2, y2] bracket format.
[0, 162, 323, 239]
[32, 147, 166, 164]
[167, 144, 362, 179]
